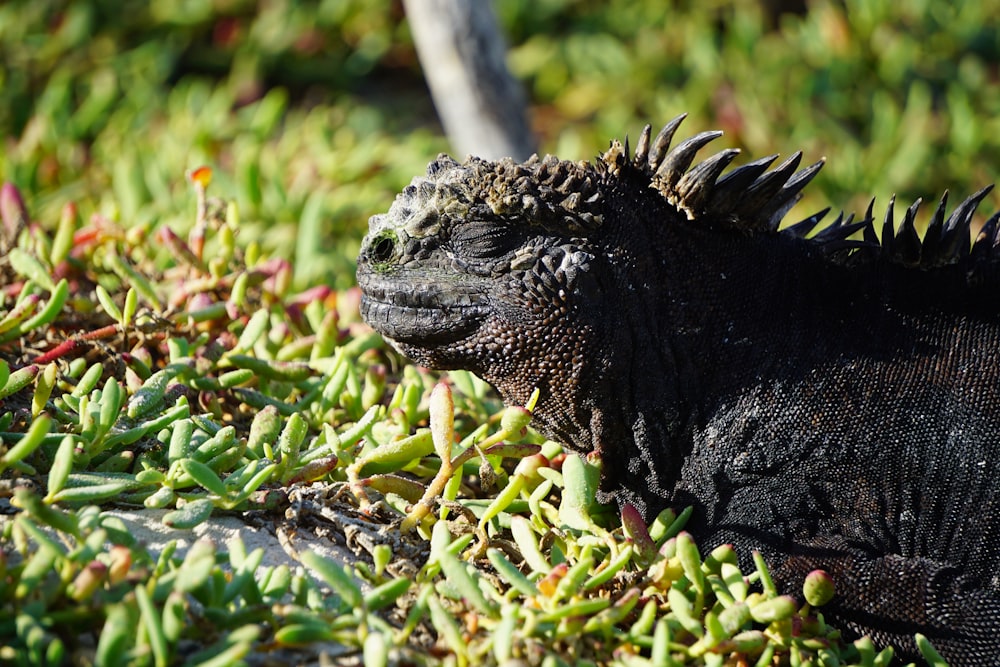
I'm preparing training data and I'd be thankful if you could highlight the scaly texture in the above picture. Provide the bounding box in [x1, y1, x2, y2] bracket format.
[356, 115, 1000, 663]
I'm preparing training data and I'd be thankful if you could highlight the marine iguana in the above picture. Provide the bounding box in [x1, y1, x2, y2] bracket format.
[355, 115, 1000, 663]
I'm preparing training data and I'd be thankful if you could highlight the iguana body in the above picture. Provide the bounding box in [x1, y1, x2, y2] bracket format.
[356, 116, 1000, 662]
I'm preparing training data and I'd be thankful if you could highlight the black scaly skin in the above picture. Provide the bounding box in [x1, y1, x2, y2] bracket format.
[356, 115, 1000, 663]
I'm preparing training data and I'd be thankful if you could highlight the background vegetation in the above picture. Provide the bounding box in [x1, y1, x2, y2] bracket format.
[1, 0, 998, 664]
[5, 0, 1000, 287]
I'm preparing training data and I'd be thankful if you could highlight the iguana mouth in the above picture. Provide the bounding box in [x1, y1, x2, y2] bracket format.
[358, 274, 490, 345]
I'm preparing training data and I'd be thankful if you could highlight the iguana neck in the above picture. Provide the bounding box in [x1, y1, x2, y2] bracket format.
[570, 220, 878, 512]
[662, 224, 827, 407]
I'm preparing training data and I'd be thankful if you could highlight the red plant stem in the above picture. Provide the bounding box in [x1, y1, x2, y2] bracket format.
[34, 324, 121, 363]
[80, 324, 120, 341]
[34, 339, 83, 364]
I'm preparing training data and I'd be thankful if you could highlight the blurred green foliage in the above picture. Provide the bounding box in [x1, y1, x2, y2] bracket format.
[3, 0, 1000, 288]
[1, 0, 436, 289]
[514, 0, 1000, 213]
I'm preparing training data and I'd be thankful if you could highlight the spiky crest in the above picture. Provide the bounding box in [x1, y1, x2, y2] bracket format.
[605, 114, 1000, 272]
[412, 115, 999, 273]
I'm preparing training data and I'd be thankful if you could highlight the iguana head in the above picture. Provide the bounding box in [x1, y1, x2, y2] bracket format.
[356, 151, 609, 423]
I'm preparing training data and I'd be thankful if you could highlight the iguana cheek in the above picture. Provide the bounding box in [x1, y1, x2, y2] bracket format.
[511, 246, 597, 314]
[510, 249, 534, 271]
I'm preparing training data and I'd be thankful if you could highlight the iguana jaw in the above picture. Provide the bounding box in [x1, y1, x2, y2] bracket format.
[357, 271, 490, 348]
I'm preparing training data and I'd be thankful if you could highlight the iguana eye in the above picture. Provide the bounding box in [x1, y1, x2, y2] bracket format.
[451, 224, 518, 258]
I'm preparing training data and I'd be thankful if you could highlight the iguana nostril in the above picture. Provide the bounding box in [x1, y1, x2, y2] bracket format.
[369, 235, 396, 264]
